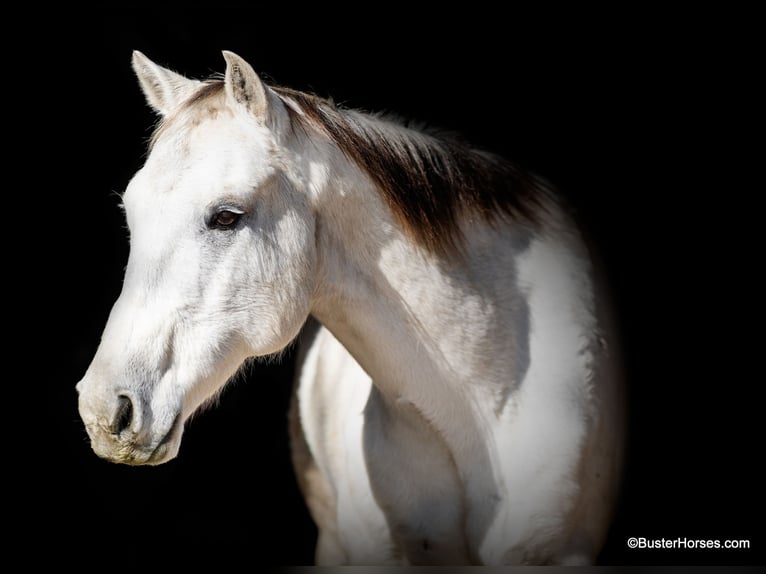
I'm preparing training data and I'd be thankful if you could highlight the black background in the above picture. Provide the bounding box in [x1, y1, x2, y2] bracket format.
[29, 5, 762, 567]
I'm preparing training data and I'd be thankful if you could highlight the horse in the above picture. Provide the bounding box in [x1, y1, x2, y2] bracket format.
[76, 50, 625, 565]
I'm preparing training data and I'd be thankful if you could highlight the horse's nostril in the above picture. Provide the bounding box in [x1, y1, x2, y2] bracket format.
[111, 395, 134, 435]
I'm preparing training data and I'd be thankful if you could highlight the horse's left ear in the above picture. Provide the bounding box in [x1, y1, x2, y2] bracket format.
[132, 51, 201, 116]
[222, 51, 270, 120]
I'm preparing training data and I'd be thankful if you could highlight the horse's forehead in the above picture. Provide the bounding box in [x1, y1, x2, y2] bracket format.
[160, 110, 268, 157]
[143, 114, 275, 188]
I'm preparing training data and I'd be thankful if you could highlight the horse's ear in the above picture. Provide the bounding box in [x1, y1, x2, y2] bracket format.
[131, 51, 201, 116]
[222, 51, 270, 120]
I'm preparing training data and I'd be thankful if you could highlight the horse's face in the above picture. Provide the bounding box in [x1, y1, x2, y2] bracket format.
[77, 52, 315, 464]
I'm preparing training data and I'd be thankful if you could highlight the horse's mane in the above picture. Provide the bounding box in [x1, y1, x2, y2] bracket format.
[161, 80, 552, 254]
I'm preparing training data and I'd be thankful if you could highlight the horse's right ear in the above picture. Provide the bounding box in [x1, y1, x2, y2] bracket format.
[131, 51, 201, 116]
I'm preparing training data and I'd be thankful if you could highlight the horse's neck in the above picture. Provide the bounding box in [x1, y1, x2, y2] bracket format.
[308, 146, 544, 429]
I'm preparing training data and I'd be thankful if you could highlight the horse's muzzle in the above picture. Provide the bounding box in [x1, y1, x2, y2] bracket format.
[76, 384, 182, 465]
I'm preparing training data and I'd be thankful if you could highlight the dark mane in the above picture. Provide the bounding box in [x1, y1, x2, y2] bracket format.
[169, 80, 551, 254]
[274, 87, 550, 253]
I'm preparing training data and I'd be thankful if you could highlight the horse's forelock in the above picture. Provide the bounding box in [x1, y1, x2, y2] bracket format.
[149, 81, 228, 150]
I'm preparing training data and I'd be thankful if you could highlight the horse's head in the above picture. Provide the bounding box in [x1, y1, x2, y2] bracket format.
[77, 52, 316, 464]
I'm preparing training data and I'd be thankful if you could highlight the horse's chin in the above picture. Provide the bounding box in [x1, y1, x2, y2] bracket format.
[143, 435, 182, 466]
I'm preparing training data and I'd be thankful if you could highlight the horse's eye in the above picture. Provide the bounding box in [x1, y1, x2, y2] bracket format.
[211, 209, 242, 229]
